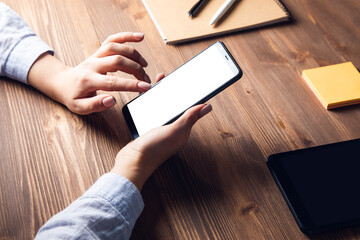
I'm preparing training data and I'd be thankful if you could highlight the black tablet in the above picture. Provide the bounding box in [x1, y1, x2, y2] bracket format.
[267, 138, 360, 235]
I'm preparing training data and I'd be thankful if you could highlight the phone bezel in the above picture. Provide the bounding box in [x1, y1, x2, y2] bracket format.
[122, 41, 243, 139]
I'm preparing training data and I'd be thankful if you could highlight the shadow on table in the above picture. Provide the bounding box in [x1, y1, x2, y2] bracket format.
[132, 152, 227, 239]
[130, 135, 268, 239]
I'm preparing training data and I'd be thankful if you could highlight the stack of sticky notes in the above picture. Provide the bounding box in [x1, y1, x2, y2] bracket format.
[302, 62, 360, 109]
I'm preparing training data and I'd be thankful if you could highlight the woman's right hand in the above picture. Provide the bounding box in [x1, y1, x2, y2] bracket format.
[111, 103, 212, 191]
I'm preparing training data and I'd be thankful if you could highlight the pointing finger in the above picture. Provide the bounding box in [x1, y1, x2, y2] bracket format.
[89, 74, 151, 92]
[102, 32, 145, 46]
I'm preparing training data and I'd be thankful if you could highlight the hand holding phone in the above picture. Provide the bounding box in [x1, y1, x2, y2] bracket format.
[113, 103, 212, 191]
[122, 41, 243, 138]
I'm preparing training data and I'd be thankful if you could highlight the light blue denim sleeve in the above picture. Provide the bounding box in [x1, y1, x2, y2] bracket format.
[0, 3, 54, 84]
[35, 173, 145, 240]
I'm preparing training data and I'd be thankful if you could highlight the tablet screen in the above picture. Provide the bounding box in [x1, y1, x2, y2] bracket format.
[267, 139, 360, 234]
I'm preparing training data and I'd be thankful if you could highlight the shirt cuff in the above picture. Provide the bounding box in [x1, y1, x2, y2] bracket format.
[5, 34, 54, 84]
[83, 173, 145, 228]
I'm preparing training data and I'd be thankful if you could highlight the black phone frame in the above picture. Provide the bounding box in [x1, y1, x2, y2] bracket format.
[122, 41, 243, 139]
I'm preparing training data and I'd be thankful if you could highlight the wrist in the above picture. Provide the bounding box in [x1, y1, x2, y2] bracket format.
[28, 53, 71, 104]
[111, 148, 151, 192]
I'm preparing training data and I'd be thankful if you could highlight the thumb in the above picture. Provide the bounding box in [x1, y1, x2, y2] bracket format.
[174, 104, 212, 130]
[72, 94, 116, 114]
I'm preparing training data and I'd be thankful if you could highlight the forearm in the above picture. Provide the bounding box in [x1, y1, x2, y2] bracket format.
[35, 173, 144, 240]
[0, 3, 53, 83]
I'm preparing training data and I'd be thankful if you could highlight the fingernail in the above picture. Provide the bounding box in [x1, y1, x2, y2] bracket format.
[144, 74, 151, 83]
[133, 32, 144, 40]
[199, 104, 212, 117]
[138, 81, 151, 91]
[139, 56, 148, 67]
[102, 96, 116, 108]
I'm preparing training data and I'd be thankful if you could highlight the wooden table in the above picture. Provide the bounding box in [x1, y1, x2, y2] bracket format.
[1, 0, 360, 239]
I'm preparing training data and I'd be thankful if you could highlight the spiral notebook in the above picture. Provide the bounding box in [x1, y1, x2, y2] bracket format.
[142, 0, 290, 44]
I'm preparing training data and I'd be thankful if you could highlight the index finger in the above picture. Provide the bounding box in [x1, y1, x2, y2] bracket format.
[90, 74, 152, 92]
[102, 32, 145, 45]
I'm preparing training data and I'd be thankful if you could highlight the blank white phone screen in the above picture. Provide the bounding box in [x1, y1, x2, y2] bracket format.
[128, 43, 238, 136]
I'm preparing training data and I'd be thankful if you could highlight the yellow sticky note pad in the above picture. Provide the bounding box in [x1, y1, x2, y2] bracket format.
[302, 62, 360, 109]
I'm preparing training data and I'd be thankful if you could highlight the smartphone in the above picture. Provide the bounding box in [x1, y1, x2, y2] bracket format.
[122, 41, 243, 139]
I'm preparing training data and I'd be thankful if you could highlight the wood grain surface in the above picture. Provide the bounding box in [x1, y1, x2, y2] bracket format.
[1, 0, 360, 239]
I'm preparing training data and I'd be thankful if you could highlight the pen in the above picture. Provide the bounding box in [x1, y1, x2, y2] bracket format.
[188, 0, 208, 18]
[209, 0, 237, 26]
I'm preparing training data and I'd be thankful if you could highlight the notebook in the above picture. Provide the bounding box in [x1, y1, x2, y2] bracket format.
[302, 62, 360, 109]
[142, 0, 290, 44]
